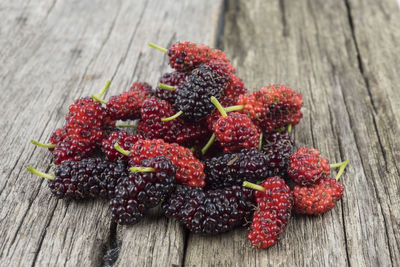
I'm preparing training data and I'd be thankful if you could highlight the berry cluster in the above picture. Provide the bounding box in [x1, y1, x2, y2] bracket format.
[27, 40, 350, 249]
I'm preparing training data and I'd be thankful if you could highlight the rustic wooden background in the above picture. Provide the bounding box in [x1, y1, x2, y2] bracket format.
[0, 0, 399, 266]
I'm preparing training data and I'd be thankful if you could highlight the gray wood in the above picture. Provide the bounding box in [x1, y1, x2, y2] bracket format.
[0, 0, 223, 266]
[1, 0, 399, 266]
[185, 0, 400, 266]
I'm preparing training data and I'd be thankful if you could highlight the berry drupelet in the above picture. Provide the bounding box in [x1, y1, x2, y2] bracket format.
[203, 149, 270, 189]
[211, 97, 260, 153]
[65, 97, 108, 129]
[174, 62, 230, 121]
[155, 71, 186, 104]
[130, 82, 153, 94]
[137, 96, 180, 141]
[293, 177, 344, 215]
[244, 177, 293, 248]
[149, 41, 235, 73]
[118, 139, 206, 187]
[237, 85, 303, 132]
[248, 210, 281, 249]
[288, 147, 330, 185]
[137, 96, 210, 146]
[27, 158, 129, 200]
[102, 131, 143, 162]
[162, 185, 255, 234]
[261, 131, 294, 177]
[106, 85, 152, 121]
[110, 156, 176, 225]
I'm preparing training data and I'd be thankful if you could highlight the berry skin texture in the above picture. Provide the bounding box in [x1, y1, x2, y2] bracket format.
[137, 96, 180, 141]
[293, 178, 344, 215]
[49, 158, 129, 199]
[66, 97, 107, 129]
[137, 97, 210, 146]
[110, 156, 176, 225]
[48, 127, 67, 150]
[106, 89, 151, 121]
[102, 131, 143, 162]
[261, 131, 294, 177]
[167, 41, 234, 72]
[288, 147, 330, 185]
[155, 71, 186, 104]
[52, 137, 97, 165]
[248, 210, 280, 249]
[204, 149, 270, 189]
[248, 177, 293, 249]
[218, 73, 247, 107]
[237, 85, 303, 132]
[162, 185, 255, 234]
[128, 139, 206, 187]
[175, 62, 230, 121]
[212, 112, 260, 153]
[130, 82, 153, 94]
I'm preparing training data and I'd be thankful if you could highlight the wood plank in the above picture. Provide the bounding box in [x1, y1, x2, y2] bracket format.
[185, 0, 399, 266]
[0, 0, 223, 266]
[342, 0, 400, 264]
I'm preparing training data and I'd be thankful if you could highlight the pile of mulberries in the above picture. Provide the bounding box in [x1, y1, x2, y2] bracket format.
[27, 40, 350, 250]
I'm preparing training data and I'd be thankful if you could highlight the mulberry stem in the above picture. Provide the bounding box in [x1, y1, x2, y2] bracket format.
[225, 105, 244, 112]
[258, 133, 263, 151]
[91, 94, 107, 104]
[97, 81, 111, 98]
[92, 81, 111, 104]
[27, 166, 55, 180]
[129, 167, 156, 173]
[114, 142, 130, 156]
[201, 134, 216, 155]
[334, 160, 349, 180]
[288, 124, 292, 133]
[242, 181, 265, 192]
[117, 124, 137, 128]
[30, 140, 56, 148]
[211, 96, 227, 117]
[161, 111, 183, 122]
[148, 42, 168, 53]
[158, 83, 176, 91]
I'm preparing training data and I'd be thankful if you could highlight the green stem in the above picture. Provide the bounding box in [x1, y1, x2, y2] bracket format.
[335, 160, 349, 180]
[242, 181, 265, 192]
[97, 81, 111, 98]
[30, 139, 56, 148]
[129, 167, 156, 173]
[211, 96, 227, 117]
[114, 142, 130, 156]
[148, 42, 168, 53]
[117, 124, 137, 128]
[274, 127, 286, 132]
[201, 134, 216, 155]
[91, 94, 107, 104]
[190, 147, 195, 152]
[158, 83, 176, 91]
[27, 166, 55, 180]
[258, 133, 263, 151]
[161, 111, 183, 122]
[288, 124, 292, 133]
[225, 105, 244, 112]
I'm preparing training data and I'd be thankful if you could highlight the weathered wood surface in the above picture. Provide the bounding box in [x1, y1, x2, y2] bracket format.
[0, 0, 223, 266]
[0, 0, 399, 266]
[185, 0, 400, 266]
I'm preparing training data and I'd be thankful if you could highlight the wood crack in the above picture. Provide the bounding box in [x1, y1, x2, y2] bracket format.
[343, 1, 395, 265]
[343, 0, 377, 114]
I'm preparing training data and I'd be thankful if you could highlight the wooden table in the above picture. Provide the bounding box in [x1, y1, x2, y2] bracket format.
[1, 0, 399, 266]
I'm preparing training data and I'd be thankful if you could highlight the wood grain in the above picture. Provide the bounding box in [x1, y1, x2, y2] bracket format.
[0, 0, 399, 266]
[0, 0, 223, 266]
[185, 0, 400, 266]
